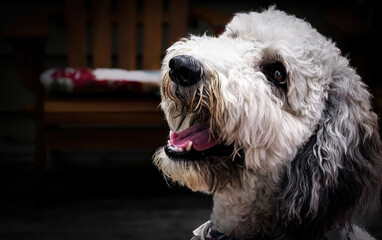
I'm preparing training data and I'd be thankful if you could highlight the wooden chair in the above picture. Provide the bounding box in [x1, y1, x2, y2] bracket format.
[6, 0, 190, 182]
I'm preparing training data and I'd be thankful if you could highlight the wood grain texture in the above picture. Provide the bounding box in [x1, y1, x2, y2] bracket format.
[142, 0, 163, 70]
[93, 0, 111, 68]
[66, 0, 87, 67]
[117, 0, 137, 69]
[44, 128, 168, 149]
[168, 0, 189, 45]
[44, 112, 166, 126]
[43, 98, 161, 113]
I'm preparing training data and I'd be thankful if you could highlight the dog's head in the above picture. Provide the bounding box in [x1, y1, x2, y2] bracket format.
[154, 7, 382, 237]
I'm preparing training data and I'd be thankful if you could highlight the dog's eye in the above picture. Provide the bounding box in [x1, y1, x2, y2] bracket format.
[261, 62, 288, 88]
[273, 69, 285, 82]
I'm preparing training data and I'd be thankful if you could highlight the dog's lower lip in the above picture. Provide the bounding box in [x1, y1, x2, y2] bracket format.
[164, 143, 235, 161]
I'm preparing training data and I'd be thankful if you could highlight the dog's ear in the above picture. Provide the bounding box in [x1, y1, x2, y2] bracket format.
[275, 57, 382, 239]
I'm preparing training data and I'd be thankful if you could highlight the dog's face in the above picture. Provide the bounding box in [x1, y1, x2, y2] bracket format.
[154, 8, 381, 198]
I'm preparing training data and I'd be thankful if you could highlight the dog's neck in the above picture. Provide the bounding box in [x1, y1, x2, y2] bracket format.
[210, 173, 278, 239]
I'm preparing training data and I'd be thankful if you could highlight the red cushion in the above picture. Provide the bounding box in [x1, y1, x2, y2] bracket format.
[40, 68, 161, 95]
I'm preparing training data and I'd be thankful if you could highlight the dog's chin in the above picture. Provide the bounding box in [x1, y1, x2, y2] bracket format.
[154, 126, 244, 193]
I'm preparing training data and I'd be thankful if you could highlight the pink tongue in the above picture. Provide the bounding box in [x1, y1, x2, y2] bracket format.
[170, 122, 219, 151]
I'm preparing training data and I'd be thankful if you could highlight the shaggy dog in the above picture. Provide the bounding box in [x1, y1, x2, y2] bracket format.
[154, 7, 382, 240]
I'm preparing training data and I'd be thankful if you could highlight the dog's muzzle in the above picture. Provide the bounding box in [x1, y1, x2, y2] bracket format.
[164, 55, 238, 162]
[169, 55, 202, 86]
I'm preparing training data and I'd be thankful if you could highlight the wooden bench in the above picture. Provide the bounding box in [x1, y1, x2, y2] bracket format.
[7, 0, 189, 182]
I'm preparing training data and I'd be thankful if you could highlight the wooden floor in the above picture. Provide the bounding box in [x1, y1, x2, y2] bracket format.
[0, 144, 381, 240]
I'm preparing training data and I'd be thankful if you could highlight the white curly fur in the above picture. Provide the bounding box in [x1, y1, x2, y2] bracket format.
[154, 7, 382, 240]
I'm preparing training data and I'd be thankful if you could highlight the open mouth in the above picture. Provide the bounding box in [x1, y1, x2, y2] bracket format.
[164, 121, 235, 161]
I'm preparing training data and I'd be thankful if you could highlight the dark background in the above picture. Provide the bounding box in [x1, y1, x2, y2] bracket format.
[0, 0, 381, 239]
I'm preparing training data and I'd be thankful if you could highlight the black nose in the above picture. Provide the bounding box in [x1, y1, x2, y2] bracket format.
[169, 55, 202, 86]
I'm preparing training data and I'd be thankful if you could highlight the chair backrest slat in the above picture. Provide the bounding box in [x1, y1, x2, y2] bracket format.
[142, 0, 163, 70]
[117, 0, 137, 70]
[92, 0, 111, 68]
[66, 0, 87, 68]
[168, 0, 188, 45]
[65, 0, 188, 69]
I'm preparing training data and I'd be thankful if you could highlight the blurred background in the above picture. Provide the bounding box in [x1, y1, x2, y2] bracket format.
[0, 0, 381, 239]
